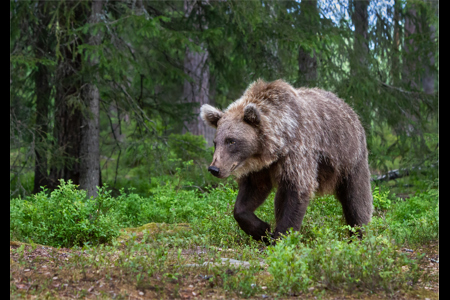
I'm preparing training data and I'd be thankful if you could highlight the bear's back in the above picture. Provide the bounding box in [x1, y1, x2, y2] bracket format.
[295, 87, 367, 168]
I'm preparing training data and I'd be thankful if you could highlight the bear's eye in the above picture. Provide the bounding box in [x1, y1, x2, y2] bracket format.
[226, 139, 236, 146]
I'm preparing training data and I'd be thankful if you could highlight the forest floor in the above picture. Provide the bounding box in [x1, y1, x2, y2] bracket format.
[10, 228, 439, 300]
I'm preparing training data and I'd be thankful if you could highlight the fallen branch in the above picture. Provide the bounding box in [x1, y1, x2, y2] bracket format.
[371, 161, 438, 183]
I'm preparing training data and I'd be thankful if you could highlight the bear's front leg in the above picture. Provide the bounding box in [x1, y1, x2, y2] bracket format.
[233, 170, 273, 243]
[272, 180, 310, 240]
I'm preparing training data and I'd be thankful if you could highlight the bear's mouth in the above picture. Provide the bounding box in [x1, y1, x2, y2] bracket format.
[230, 162, 242, 173]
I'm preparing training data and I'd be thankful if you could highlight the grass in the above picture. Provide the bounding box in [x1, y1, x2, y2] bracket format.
[10, 173, 439, 299]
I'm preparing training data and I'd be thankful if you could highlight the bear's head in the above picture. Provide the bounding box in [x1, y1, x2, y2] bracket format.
[200, 103, 263, 178]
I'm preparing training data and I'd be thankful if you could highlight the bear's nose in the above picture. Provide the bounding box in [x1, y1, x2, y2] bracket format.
[208, 166, 220, 177]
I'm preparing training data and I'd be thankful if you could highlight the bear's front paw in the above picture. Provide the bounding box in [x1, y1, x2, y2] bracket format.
[261, 235, 272, 246]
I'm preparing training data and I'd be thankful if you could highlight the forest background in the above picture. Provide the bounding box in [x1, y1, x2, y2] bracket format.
[10, 0, 438, 199]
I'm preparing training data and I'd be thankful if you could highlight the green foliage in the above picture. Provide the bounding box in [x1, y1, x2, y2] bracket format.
[102, 130, 220, 197]
[10, 179, 120, 247]
[11, 160, 439, 252]
[167, 133, 212, 163]
[221, 263, 263, 298]
[386, 182, 439, 244]
[266, 229, 423, 295]
[10, 172, 438, 297]
[372, 186, 392, 211]
[10, 0, 438, 198]
[10, 165, 238, 247]
[115, 180, 204, 226]
[266, 231, 311, 294]
[194, 184, 251, 247]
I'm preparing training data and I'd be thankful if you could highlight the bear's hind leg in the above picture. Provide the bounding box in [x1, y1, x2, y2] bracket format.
[234, 170, 273, 243]
[336, 160, 373, 235]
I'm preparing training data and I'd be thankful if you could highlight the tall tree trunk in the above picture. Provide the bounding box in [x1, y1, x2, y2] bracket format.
[421, 0, 436, 94]
[33, 3, 51, 193]
[50, 69, 83, 189]
[401, 1, 424, 135]
[422, 24, 435, 94]
[403, 3, 418, 89]
[48, 2, 86, 190]
[182, 0, 214, 147]
[391, 0, 402, 86]
[33, 62, 50, 193]
[297, 0, 318, 87]
[80, 84, 100, 197]
[404, 0, 436, 93]
[350, 0, 369, 75]
[80, 0, 103, 198]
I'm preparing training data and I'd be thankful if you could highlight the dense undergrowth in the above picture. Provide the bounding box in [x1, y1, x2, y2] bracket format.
[10, 160, 438, 297]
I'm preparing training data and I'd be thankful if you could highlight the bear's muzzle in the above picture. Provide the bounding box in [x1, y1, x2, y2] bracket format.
[208, 166, 220, 177]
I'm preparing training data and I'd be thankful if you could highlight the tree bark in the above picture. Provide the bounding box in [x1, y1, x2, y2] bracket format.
[350, 0, 370, 75]
[50, 73, 83, 189]
[402, 3, 419, 90]
[297, 0, 318, 87]
[403, 1, 436, 93]
[401, 1, 428, 135]
[33, 2, 51, 193]
[391, 0, 402, 86]
[403, 3, 418, 89]
[421, 0, 436, 94]
[80, 0, 103, 198]
[182, 0, 215, 147]
[48, 2, 86, 190]
[422, 24, 435, 94]
[33, 63, 50, 193]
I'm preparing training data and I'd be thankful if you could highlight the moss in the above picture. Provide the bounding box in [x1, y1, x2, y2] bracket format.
[10, 240, 48, 248]
[405, 288, 439, 300]
[118, 222, 191, 242]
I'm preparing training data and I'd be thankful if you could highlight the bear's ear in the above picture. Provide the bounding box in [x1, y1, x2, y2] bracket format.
[243, 103, 261, 126]
[200, 104, 223, 128]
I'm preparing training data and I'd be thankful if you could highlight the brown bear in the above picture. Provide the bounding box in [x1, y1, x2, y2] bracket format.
[200, 79, 373, 243]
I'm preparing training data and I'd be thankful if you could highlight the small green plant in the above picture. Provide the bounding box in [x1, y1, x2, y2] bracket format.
[266, 230, 311, 295]
[221, 260, 262, 298]
[10, 179, 120, 247]
[372, 186, 392, 211]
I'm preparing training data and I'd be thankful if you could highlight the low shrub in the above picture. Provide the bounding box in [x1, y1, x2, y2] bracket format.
[386, 184, 439, 244]
[10, 165, 438, 258]
[10, 179, 120, 247]
[266, 228, 423, 295]
[372, 185, 392, 211]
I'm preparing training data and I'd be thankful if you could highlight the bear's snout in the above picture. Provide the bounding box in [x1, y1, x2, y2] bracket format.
[208, 166, 220, 177]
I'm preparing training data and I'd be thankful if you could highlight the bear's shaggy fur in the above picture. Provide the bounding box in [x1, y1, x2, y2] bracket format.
[200, 79, 373, 242]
